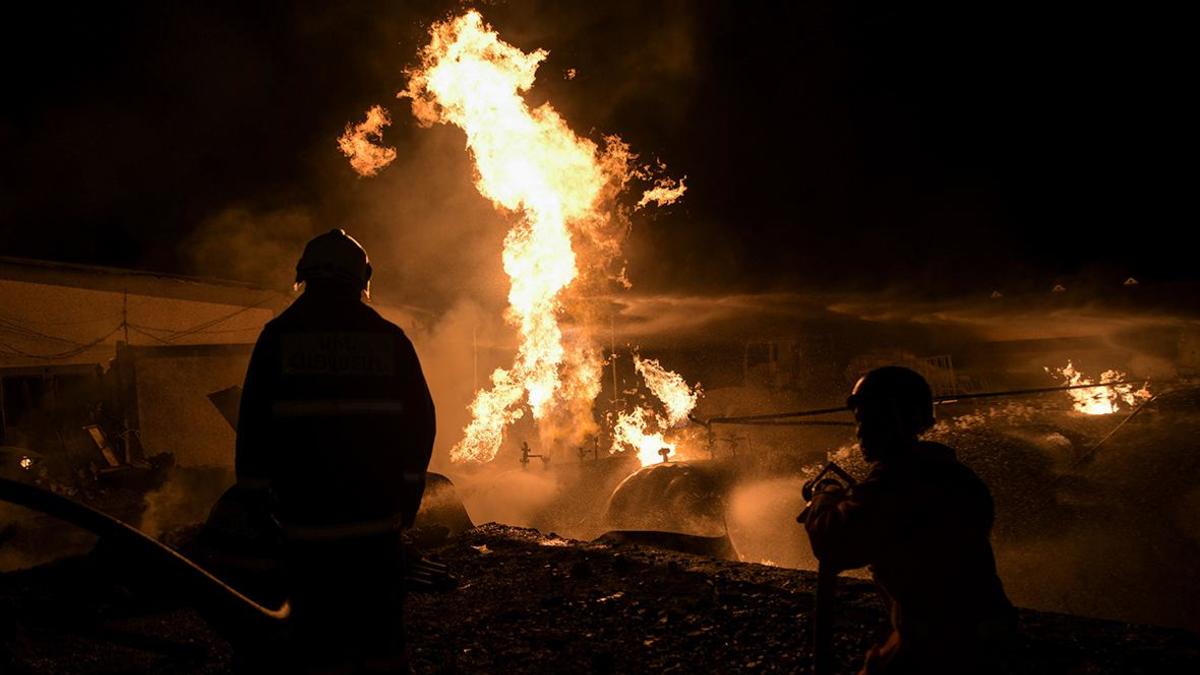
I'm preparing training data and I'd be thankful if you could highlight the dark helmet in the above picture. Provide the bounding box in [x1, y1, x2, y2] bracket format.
[295, 229, 373, 292]
[847, 366, 935, 435]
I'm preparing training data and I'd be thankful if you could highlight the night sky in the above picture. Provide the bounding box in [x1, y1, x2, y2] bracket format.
[0, 1, 1186, 304]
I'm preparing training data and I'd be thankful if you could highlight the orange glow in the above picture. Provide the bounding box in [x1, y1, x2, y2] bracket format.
[401, 11, 691, 464]
[636, 176, 687, 210]
[337, 105, 397, 176]
[610, 355, 702, 466]
[1045, 361, 1151, 415]
[612, 407, 675, 467]
[634, 355, 700, 426]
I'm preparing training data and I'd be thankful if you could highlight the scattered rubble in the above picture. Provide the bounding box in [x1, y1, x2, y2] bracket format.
[4, 523, 1196, 673]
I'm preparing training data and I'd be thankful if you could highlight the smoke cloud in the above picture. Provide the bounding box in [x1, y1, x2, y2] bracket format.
[181, 207, 317, 290]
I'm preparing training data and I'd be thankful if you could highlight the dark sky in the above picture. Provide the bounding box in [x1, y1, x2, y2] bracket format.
[0, 1, 1186, 302]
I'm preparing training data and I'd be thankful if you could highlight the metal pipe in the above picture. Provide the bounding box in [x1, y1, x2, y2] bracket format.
[700, 380, 1146, 427]
[931, 380, 1144, 404]
[711, 420, 855, 428]
[704, 405, 848, 425]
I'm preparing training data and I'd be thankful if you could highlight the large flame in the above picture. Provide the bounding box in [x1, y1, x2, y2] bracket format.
[1045, 361, 1151, 415]
[400, 11, 691, 465]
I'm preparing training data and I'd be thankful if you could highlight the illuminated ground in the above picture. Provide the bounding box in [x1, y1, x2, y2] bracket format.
[3, 523, 1198, 673]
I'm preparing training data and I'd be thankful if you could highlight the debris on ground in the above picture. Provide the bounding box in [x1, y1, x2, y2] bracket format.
[2, 523, 1198, 674]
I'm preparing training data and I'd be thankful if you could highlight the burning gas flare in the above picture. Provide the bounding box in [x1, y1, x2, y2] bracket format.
[399, 11, 692, 465]
[1045, 361, 1151, 415]
[612, 407, 675, 467]
[337, 105, 397, 176]
[635, 355, 699, 425]
[611, 356, 702, 465]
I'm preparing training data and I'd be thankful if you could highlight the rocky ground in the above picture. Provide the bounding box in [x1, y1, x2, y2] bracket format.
[2, 523, 1199, 674]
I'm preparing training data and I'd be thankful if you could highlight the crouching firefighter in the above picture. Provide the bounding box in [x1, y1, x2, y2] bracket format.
[802, 367, 1016, 675]
[235, 229, 436, 674]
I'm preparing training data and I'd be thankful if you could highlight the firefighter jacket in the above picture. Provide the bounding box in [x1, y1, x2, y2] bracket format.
[805, 441, 1015, 673]
[235, 286, 436, 539]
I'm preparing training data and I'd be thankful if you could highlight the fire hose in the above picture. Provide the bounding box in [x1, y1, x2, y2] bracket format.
[0, 476, 290, 633]
[797, 461, 857, 675]
[0, 477, 456, 637]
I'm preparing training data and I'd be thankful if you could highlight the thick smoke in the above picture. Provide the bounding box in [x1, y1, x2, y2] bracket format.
[181, 207, 317, 291]
[449, 467, 560, 530]
[402, 300, 508, 475]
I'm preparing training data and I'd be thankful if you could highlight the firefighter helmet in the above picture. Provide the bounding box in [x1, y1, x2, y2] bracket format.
[847, 366, 935, 434]
[295, 229, 373, 291]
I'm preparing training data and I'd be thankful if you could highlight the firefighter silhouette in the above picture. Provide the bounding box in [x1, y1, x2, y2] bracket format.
[804, 366, 1015, 675]
[236, 229, 436, 673]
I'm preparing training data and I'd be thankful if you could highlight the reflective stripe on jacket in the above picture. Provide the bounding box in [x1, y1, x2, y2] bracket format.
[235, 286, 436, 532]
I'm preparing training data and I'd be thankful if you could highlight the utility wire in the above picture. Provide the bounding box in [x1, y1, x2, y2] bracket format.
[128, 322, 261, 337]
[0, 293, 277, 361]
[129, 294, 277, 343]
[0, 317, 89, 346]
[0, 325, 123, 360]
[125, 325, 175, 345]
[0, 310, 120, 327]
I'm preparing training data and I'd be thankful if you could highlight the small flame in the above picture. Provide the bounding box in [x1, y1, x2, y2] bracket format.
[635, 355, 699, 426]
[636, 176, 687, 210]
[338, 105, 397, 176]
[612, 407, 676, 466]
[19, 456, 33, 470]
[1045, 361, 1151, 415]
[610, 355, 702, 466]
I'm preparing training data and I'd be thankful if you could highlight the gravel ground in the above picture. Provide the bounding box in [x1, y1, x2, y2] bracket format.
[3, 523, 1199, 674]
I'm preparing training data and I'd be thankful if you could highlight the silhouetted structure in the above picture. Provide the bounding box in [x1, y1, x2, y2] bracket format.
[805, 366, 1014, 674]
